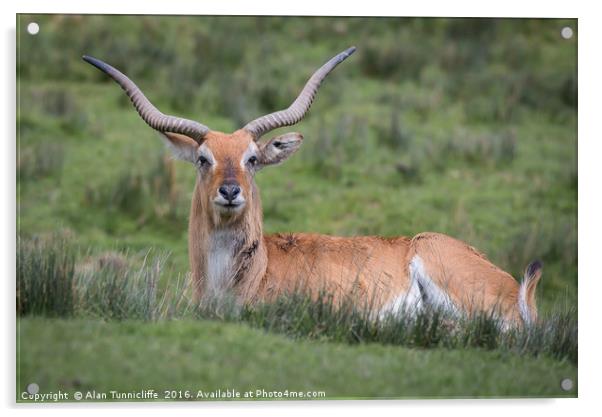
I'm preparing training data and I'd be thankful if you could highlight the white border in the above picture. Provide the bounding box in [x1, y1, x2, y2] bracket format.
[7, 0, 582, 17]
[3, 1, 600, 416]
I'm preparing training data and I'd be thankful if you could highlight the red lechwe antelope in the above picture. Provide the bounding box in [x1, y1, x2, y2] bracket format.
[83, 46, 543, 326]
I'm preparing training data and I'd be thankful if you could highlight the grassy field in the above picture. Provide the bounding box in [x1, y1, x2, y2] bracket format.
[16, 15, 577, 400]
[18, 318, 576, 401]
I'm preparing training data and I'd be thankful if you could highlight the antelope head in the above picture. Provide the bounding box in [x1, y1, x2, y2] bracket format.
[83, 47, 355, 225]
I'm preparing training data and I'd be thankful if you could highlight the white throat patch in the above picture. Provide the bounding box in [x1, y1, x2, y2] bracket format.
[206, 229, 239, 298]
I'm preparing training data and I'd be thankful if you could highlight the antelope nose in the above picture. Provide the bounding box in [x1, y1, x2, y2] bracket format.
[218, 184, 241, 202]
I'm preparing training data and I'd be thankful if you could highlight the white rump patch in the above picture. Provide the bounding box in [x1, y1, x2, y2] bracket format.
[518, 278, 531, 325]
[409, 256, 457, 314]
[379, 276, 422, 319]
[379, 255, 457, 319]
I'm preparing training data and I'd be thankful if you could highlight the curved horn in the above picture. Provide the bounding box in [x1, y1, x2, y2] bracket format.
[243, 46, 356, 140]
[82, 55, 210, 143]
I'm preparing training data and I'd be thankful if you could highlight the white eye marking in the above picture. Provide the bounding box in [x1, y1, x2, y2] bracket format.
[198, 144, 216, 169]
[240, 142, 259, 169]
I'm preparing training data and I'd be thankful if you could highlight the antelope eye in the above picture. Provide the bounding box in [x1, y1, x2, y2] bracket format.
[247, 156, 258, 166]
[198, 155, 210, 166]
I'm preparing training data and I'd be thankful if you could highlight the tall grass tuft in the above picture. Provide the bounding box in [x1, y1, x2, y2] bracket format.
[85, 152, 184, 223]
[377, 104, 412, 151]
[441, 129, 517, 167]
[24, 87, 89, 135]
[230, 293, 577, 365]
[17, 237, 75, 317]
[75, 251, 168, 321]
[18, 143, 65, 181]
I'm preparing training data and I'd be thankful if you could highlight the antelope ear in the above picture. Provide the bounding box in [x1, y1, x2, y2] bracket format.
[258, 132, 304, 167]
[158, 132, 200, 163]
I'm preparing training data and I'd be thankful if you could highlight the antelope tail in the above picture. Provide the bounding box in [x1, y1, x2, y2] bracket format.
[518, 260, 543, 325]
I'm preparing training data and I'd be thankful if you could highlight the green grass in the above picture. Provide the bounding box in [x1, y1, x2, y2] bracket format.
[17, 318, 577, 401]
[16, 237, 578, 368]
[17, 16, 577, 310]
[15, 235, 578, 406]
[16, 15, 577, 401]
[16, 80, 577, 310]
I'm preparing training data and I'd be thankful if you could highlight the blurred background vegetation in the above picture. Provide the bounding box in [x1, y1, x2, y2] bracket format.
[17, 15, 577, 311]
